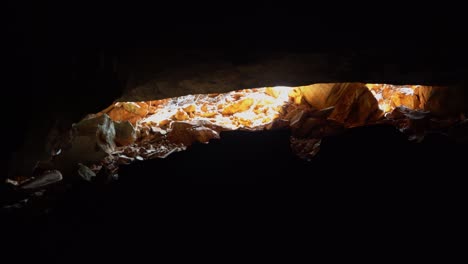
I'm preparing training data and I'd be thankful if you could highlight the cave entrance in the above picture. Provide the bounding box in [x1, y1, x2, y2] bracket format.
[10, 81, 466, 188]
[42, 83, 437, 179]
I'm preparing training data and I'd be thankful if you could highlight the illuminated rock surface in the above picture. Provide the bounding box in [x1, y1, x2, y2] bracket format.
[4, 83, 465, 189]
[4, 5, 468, 260]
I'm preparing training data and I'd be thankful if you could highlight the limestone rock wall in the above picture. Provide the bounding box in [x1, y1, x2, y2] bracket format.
[5, 50, 468, 180]
[300, 83, 382, 127]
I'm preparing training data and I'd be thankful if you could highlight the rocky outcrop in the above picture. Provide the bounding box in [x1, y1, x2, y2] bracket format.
[419, 86, 467, 116]
[300, 83, 382, 127]
[119, 52, 468, 102]
[5, 49, 468, 183]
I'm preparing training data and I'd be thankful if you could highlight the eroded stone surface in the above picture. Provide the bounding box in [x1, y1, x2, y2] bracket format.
[6, 82, 468, 185]
[300, 83, 382, 127]
[23, 83, 462, 183]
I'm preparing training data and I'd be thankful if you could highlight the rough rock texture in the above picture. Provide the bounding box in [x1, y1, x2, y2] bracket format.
[51, 114, 116, 175]
[419, 86, 467, 116]
[300, 83, 382, 127]
[5, 49, 468, 180]
[5, 2, 468, 182]
[17, 82, 464, 183]
[4, 7, 468, 260]
[114, 121, 137, 146]
[119, 53, 468, 105]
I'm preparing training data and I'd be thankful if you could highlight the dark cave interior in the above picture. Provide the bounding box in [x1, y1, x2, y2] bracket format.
[3, 2, 468, 259]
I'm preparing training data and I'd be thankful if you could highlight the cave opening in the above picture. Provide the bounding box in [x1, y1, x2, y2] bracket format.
[6, 82, 466, 189]
[5, 2, 468, 260]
